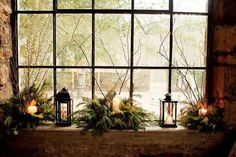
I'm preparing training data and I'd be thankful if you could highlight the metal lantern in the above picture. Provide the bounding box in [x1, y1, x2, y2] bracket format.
[55, 88, 73, 126]
[159, 93, 178, 128]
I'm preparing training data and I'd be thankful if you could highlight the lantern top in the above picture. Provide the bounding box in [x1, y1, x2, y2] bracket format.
[55, 87, 71, 99]
[164, 93, 171, 101]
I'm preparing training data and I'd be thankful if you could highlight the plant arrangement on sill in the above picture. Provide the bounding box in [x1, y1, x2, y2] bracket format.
[73, 89, 155, 135]
[0, 80, 55, 135]
[179, 100, 224, 131]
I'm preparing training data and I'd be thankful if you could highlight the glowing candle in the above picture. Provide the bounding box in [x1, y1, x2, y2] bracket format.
[27, 106, 37, 115]
[61, 103, 68, 121]
[199, 108, 207, 116]
[164, 116, 173, 125]
[112, 96, 121, 112]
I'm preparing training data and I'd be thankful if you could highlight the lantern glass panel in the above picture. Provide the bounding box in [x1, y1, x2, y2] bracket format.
[163, 102, 175, 125]
[61, 103, 68, 121]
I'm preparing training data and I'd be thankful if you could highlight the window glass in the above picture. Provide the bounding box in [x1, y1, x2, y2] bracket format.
[134, 14, 170, 66]
[95, 69, 130, 98]
[95, 0, 131, 9]
[133, 69, 168, 115]
[19, 68, 53, 96]
[95, 14, 131, 66]
[135, 0, 169, 10]
[18, 0, 53, 11]
[173, 15, 207, 67]
[174, 0, 208, 13]
[18, 14, 53, 66]
[56, 14, 92, 66]
[58, 0, 92, 9]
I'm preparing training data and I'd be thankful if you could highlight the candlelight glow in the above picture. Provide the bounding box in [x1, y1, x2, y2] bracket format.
[27, 105, 37, 115]
[112, 96, 122, 112]
[198, 108, 207, 116]
[164, 116, 173, 125]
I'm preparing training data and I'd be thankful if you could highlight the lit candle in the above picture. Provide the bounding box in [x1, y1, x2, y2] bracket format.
[199, 108, 207, 116]
[27, 106, 37, 115]
[164, 116, 173, 125]
[61, 103, 67, 121]
[112, 96, 122, 112]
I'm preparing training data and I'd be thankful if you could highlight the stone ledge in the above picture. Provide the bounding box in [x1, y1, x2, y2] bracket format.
[0, 125, 225, 157]
[33, 125, 188, 132]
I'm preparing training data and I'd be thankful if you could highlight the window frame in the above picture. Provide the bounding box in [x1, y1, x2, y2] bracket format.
[13, 0, 211, 102]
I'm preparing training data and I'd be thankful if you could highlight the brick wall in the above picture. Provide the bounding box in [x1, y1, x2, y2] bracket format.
[210, 0, 236, 127]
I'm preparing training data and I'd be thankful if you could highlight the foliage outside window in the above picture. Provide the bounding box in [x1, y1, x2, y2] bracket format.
[16, 0, 208, 119]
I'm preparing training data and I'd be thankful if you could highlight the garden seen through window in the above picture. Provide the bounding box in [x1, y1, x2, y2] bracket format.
[16, 0, 208, 119]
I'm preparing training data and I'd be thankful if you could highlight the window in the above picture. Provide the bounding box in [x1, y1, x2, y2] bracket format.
[15, 0, 209, 115]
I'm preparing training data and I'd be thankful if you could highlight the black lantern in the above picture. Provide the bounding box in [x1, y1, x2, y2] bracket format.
[55, 88, 72, 126]
[159, 93, 178, 128]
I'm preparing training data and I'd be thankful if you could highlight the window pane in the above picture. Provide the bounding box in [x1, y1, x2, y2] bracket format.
[134, 15, 170, 66]
[171, 69, 206, 116]
[95, 69, 130, 98]
[95, 0, 131, 9]
[18, 0, 52, 11]
[173, 15, 207, 67]
[56, 69, 92, 110]
[19, 68, 53, 96]
[95, 14, 131, 66]
[174, 0, 208, 13]
[58, 0, 92, 9]
[56, 14, 92, 66]
[133, 70, 168, 115]
[18, 14, 53, 66]
[135, 0, 169, 10]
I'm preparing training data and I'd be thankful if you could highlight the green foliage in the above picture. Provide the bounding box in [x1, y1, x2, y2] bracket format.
[73, 92, 154, 136]
[179, 103, 224, 131]
[0, 80, 54, 135]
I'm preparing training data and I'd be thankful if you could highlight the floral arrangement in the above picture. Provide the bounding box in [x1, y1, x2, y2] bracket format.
[73, 89, 155, 135]
[179, 100, 224, 131]
[0, 80, 55, 135]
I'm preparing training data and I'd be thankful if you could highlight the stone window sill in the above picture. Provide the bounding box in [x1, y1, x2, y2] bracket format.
[34, 124, 197, 133]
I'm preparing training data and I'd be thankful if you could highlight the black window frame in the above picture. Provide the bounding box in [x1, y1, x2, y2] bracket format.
[13, 0, 211, 102]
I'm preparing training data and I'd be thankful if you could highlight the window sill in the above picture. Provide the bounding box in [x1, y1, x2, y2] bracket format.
[2, 124, 225, 157]
[33, 124, 210, 133]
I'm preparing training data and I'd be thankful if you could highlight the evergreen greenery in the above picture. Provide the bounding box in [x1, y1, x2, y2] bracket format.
[0, 80, 55, 135]
[179, 102, 224, 131]
[73, 91, 155, 135]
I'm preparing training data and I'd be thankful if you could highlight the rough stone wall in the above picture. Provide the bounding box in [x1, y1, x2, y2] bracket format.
[211, 0, 236, 127]
[0, 0, 12, 100]
[0, 129, 225, 157]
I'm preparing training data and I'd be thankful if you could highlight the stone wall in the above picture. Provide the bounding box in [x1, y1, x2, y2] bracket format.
[0, 127, 225, 157]
[0, 0, 236, 157]
[210, 0, 236, 155]
[0, 0, 12, 100]
[211, 0, 236, 127]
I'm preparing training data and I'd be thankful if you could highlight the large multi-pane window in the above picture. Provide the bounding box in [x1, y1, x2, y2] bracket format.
[16, 0, 209, 115]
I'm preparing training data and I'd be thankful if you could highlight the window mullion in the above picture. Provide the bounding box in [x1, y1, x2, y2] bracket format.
[92, 0, 95, 98]
[14, 0, 19, 94]
[168, 0, 174, 93]
[53, 0, 57, 97]
[129, 0, 134, 99]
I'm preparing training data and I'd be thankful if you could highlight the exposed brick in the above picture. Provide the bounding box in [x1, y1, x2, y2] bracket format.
[214, 25, 236, 52]
[217, 55, 236, 65]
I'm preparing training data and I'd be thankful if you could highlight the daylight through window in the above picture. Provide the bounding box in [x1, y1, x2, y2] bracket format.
[15, 0, 209, 116]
